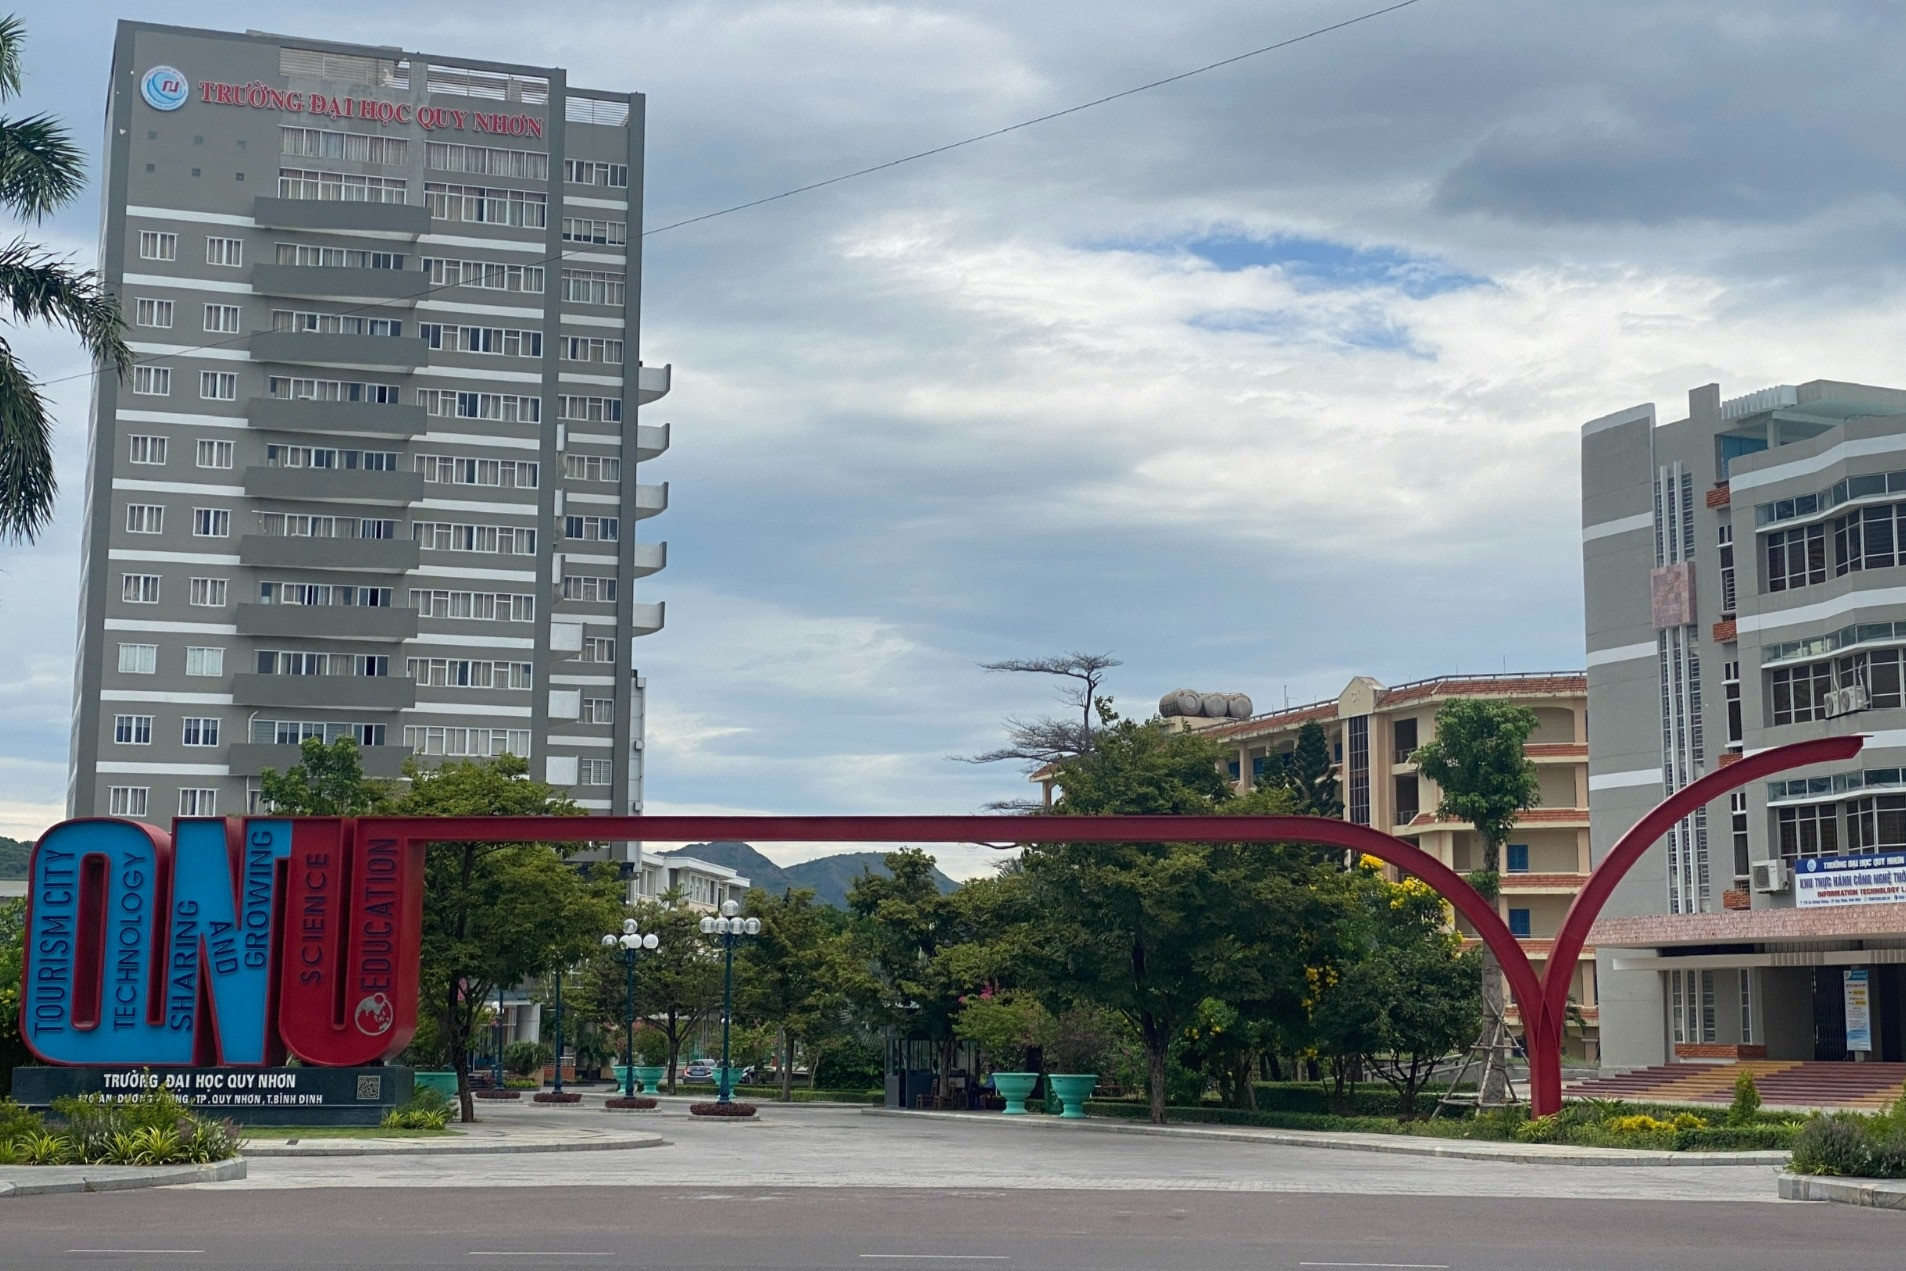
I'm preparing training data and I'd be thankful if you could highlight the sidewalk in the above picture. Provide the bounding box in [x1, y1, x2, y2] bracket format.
[242, 1121, 666, 1157]
[861, 1108, 1790, 1168]
[0, 1158, 245, 1197]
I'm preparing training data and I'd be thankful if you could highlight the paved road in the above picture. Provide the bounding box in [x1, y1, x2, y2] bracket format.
[4, 1185, 1904, 1270]
[222, 1103, 1783, 1200]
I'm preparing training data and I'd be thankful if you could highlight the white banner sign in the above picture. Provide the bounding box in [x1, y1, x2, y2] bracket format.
[1795, 852, 1906, 908]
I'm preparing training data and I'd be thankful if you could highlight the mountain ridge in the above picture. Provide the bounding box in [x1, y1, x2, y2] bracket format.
[659, 841, 958, 908]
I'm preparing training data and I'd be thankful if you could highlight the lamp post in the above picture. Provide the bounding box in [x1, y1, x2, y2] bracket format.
[601, 917, 659, 1099]
[699, 899, 761, 1104]
[549, 962, 568, 1095]
[492, 984, 506, 1089]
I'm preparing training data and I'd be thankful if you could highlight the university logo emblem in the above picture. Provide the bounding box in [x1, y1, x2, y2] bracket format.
[140, 66, 190, 112]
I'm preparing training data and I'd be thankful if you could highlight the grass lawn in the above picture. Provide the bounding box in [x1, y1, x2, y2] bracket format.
[239, 1125, 456, 1140]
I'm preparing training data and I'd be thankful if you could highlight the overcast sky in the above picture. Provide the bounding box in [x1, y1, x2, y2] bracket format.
[6, 2, 1903, 873]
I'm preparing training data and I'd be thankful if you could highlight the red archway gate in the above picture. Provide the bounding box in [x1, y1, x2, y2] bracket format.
[21, 736, 1858, 1113]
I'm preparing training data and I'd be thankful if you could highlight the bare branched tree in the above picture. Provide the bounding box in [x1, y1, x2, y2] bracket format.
[959, 654, 1122, 811]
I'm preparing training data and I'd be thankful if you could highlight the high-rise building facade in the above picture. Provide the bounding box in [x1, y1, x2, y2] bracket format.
[1583, 379, 1906, 1069]
[71, 22, 669, 821]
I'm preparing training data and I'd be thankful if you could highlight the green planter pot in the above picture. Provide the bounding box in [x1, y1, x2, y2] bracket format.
[1049, 1073, 1097, 1119]
[991, 1072, 1038, 1115]
[415, 1071, 459, 1099]
[633, 1065, 668, 1093]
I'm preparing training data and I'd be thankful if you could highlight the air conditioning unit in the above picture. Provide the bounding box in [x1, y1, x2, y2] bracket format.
[1750, 859, 1789, 894]
[1825, 684, 1872, 718]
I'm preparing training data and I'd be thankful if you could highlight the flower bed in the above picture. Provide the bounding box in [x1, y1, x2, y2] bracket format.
[690, 1101, 758, 1117]
[532, 1091, 582, 1104]
[604, 1096, 658, 1110]
[1791, 1104, 1906, 1178]
[0, 1088, 240, 1166]
[474, 1089, 521, 1101]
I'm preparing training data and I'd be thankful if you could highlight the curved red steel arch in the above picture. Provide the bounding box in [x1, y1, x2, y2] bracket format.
[353, 734, 1860, 1116]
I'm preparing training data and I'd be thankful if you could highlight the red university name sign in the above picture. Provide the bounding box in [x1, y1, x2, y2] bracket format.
[196, 79, 544, 136]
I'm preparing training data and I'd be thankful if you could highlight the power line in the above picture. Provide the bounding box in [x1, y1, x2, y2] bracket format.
[38, 0, 1428, 388]
[642, 0, 1427, 237]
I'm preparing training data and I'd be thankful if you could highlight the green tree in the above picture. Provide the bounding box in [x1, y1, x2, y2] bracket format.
[847, 848, 972, 1101]
[738, 887, 851, 1101]
[1263, 720, 1343, 818]
[0, 896, 26, 1095]
[0, 17, 131, 541]
[398, 754, 624, 1122]
[258, 735, 393, 814]
[1409, 698, 1539, 1105]
[1026, 715, 1336, 1124]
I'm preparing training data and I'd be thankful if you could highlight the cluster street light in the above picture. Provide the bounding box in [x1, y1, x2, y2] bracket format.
[601, 918, 660, 1100]
[700, 900, 761, 1104]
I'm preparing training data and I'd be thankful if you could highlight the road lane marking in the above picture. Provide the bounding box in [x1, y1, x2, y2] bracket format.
[66, 1251, 205, 1256]
[859, 1258, 1011, 1262]
[468, 1254, 614, 1258]
[1299, 1264, 1450, 1269]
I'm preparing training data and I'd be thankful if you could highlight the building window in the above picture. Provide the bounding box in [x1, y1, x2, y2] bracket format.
[267, 376, 401, 404]
[191, 508, 231, 538]
[413, 522, 537, 555]
[581, 636, 614, 664]
[109, 786, 150, 817]
[1507, 908, 1532, 938]
[280, 126, 407, 165]
[275, 243, 406, 271]
[117, 643, 158, 674]
[204, 304, 242, 333]
[271, 309, 401, 337]
[189, 577, 229, 607]
[1776, 804, 1840, 859]
[197, 439, 234, 469]
[185, 646, 224, 677]
[178, 788, 218, 816]
[135, 298, 173, 328]
[1769, 662, 1833, 725]
[1392, 717, 1418, 764]
[121, 573, 161, 603]
[181, 717, 221, 746]
[1346, 715, 1370, 826]
[563, 515, 617, 542]
[138, 231, 177, 261]
[1506, 843, 1530, 873]
[562, 455, 621, 483]
[404, 658, 531, 689]
[279, 167, 408, 203]
[557, 397, 621, 424]
[1730, 791, 1750, 885]
[1723, 661, 1743, 748]
[581, 697, 615, 724]
[560, 336, 622, 364]
[560, 269, 624, 306]
[560, 576, 616, 603]
[415, 455, 538, 487]
[265, 444, 399, 471]
[1717, 524, 1736, 618]
[205, 237, 243, 267]
[1741, 969, 1755, 1045]
[580, 758, 614, 785]
[132, 366, 171, 396]
[1833, 503, 1906, 575]
[561, 217, 626, 246]
[1765, 523, 1826, 592]
[563, 159, 627, 188]
[424, 141, 548, 179]
[401, 725, 532, 758]
[1837, 648, 1905, 710]
[1670, 969, 1718, 1045]
[125, 504, 164, 534]
[423, 182, 546, 227]
[421, 257, 543, 293]
[128, 434, 167, 465]
[113, 714, 153, 745]
[415, 390, 540, 423]
[419, 323, 542, 358]
[1847, 793, 1906, 852]
[408, 589, 536, 622]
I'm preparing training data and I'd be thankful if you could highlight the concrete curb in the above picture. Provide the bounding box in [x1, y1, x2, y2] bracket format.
[0, 1156, 246, 1197]
[243, 1133, 666, 1157]
[860, 1109, 1790, 1168]
[1778, 1174, 1906, 1207]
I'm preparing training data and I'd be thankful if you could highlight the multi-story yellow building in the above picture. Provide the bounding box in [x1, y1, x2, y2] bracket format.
[1155, 672, 1598, 1060]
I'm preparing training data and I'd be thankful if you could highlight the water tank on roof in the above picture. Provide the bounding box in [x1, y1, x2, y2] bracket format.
[1160, 690, 1253, 719]
[1159, 689, 1203, 717]
[1225, 693, 1253, 718]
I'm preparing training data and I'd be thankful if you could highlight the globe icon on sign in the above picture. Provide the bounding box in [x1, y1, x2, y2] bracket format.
[140, 66, 189, 112]
[354, 992, 394, 1036]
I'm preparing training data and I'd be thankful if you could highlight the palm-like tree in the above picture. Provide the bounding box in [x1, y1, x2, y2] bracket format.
[0, 15, 129, 542]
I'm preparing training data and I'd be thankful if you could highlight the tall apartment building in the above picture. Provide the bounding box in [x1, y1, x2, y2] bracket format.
[1057, 674, 1600, 1059]
[70, 23, 668, 823]
[1583, 379, 1906, 1068]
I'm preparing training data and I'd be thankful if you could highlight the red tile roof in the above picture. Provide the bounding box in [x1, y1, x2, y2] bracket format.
[1590, 903, 1906, 948]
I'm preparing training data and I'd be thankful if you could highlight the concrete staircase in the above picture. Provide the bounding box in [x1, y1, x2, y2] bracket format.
[1566, 1060, 1906, 1110]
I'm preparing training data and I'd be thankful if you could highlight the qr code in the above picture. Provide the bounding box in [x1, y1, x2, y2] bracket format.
[357, 1075, 382, 1100]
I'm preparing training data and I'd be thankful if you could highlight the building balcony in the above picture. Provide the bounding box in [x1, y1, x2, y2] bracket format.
[1713, 618, 1738, 642]
[629, 541, 666, 577]
[1500, 871, 1590, 895]
[633, 422, 669, 462]
[636, 363, 670, 405]
[236, 603, 416, 642]
[632, 482, 667, 520]
[230, 673, 417, 711]
[249, 398, 425, 439]
[238, 535, 420, 573]
[250, 330, 428, 373]
[244, 466, 423, 507]
[229, 742, 412, 779]
[252, 196, 430, 238]
[630, 601, 665, 636]
[251, 264, 432, 305]
[1525, 742, 1588, 763]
